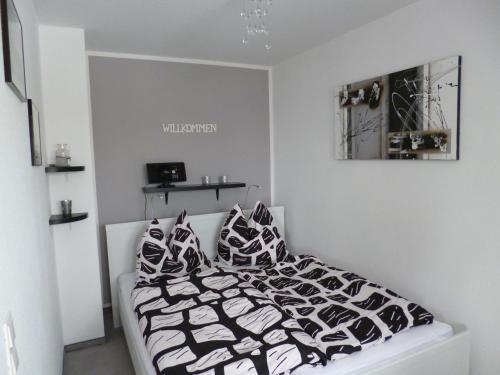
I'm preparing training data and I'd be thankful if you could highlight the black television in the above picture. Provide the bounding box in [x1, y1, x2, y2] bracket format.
[146, 163, 186, 186]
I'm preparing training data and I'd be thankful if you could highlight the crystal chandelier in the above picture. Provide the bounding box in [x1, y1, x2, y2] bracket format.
[240, 0, 273, 50]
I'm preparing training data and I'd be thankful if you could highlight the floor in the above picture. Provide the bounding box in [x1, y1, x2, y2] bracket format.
[63, 310, 135, 375]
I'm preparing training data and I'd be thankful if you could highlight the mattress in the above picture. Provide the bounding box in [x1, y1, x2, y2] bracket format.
[118, 272, 452, 375]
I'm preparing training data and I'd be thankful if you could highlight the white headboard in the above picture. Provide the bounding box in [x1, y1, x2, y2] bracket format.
[106, 206, 284, 327]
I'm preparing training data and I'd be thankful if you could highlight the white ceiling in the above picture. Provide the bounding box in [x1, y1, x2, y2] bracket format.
[33, 0, 418, 66]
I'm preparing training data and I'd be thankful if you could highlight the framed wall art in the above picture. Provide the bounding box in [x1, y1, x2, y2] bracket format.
[1, 0, 27, 101]
[336, 56, 461, 160]
[28, 99, 42, 166]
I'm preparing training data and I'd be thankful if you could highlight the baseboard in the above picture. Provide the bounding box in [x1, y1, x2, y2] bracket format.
[64, 336, 106, 352]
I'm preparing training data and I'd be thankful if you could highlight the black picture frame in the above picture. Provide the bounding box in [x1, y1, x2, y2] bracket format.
[28, 99, 42, 166]
[1, 0, 27, 101]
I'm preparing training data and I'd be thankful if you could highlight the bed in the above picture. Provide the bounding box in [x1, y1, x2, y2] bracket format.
[106, 206, 470, 375]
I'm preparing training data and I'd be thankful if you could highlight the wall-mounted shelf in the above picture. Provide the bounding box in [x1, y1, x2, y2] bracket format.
[45, 165, 85, 173]
[143, 182, 246, 205]
[49, 212, 88, 225]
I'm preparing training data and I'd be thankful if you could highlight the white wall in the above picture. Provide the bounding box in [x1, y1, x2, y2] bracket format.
[39, 26, 104, 345]
[0, 0, 63, 374]
[272, 0, 500, 374]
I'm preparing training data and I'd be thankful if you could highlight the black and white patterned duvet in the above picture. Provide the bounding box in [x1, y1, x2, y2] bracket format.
[133, 255, 434, 374]
[230, 255, 434, 360]
[132, 268, 326, 375]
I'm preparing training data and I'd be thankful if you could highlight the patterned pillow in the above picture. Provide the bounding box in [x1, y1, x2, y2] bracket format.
[167, 210, 211, 273]
[217, 202, 293, 267]
[136, 219, 185, 284]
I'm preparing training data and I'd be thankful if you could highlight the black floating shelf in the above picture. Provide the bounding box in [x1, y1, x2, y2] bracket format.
[143, 182, 246, 205]
[45, 165, 85, 173]
[49, 212, 88, 225]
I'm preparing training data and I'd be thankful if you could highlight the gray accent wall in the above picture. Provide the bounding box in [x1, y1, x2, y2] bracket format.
[89, 56, 270, 304]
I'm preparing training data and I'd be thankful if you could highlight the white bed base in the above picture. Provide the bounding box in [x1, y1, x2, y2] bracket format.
[118, 285, 154, 375]
[105, 207, 470, 375]
[363, 324, 469, 375]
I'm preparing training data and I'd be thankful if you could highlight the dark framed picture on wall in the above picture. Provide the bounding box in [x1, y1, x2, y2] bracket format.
[1, 0, 27, 101]
[28, 99, 42, 166]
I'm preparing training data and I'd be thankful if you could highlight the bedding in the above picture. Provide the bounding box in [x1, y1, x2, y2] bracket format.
[136, 219, 184, 284]
[167, 210, 211, 272]
[134, 210, 434, 374]
[120, 272, 453, 375]
[132, 255, 434, 375]
[132, 268, 326, 375]
[225, 255, 434, 360]
[136, 213, 211, 284]
[217, 202, 293, 268]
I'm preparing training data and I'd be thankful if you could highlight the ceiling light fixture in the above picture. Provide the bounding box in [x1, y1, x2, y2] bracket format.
[240, 0, 273, 50]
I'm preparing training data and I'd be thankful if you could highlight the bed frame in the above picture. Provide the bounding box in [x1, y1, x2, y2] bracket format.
[105, 207, 470, 375]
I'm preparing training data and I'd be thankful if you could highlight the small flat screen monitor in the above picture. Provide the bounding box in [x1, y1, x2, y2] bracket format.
[147, 163, 186, 186]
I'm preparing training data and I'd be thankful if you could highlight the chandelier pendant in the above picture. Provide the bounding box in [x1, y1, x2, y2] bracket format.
[240, 0, 273, 50]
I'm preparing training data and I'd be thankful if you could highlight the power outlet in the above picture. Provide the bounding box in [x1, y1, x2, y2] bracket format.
[3, 314, 18, 375]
